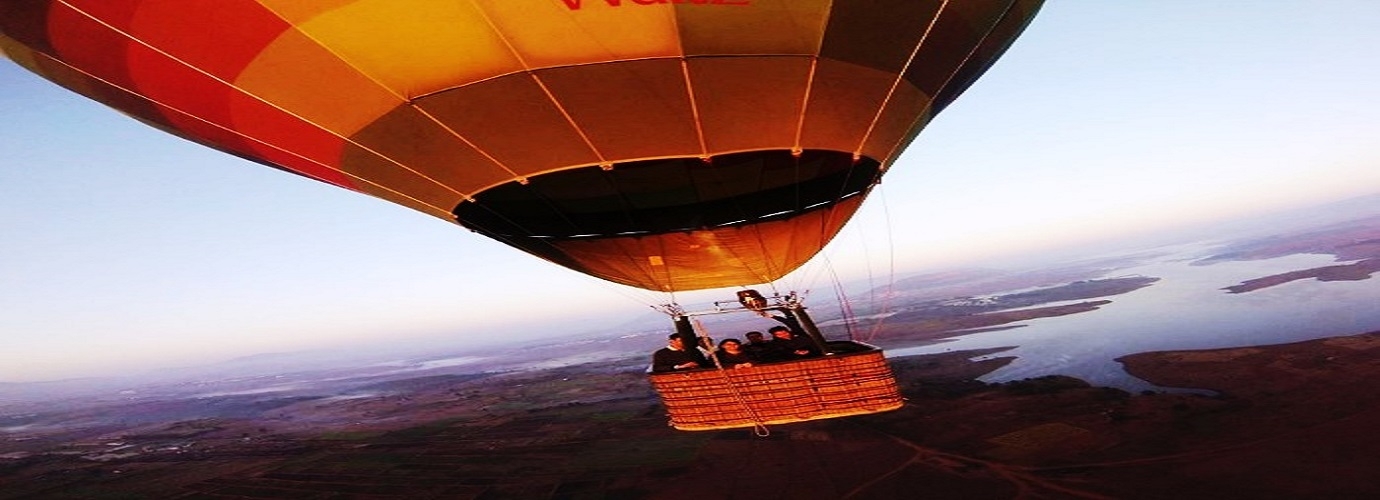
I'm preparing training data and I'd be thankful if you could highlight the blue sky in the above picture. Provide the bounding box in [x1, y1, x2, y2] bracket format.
[3, 2, 1379, 382]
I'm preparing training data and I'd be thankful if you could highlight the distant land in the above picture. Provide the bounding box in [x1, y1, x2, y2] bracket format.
[1189, 211, 1380, 293]
[3, 329, 1377, 498]
[851, 276, 1158, 346]
[1222, 257, 1380, 293]
[2, 193, 1379, 497]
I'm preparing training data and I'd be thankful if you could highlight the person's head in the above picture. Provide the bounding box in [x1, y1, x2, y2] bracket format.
[745, 331, 765, 343]
[769, 326, 792, 339]
[667, 333, 684, 349]
[719, 338, 743, 353]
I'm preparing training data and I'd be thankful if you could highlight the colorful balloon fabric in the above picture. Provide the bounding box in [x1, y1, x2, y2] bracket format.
[1, 0, 1041, 291]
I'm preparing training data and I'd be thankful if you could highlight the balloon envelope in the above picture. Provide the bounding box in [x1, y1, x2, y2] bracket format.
[1, 0, 1041, 291]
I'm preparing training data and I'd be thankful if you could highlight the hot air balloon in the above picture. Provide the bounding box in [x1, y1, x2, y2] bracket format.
[1, 0, 1042, 430]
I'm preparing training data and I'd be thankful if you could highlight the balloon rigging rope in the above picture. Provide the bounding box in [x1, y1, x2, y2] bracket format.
[864, 186, 899, 343]
[679, 59, 711, 159]
[854, 0, 949, 160]
[813, 254, 858, 342]
[830, 261, 859, 342]
[877, 1, 1022, 166]
[469, 0, 608, 167]
[692, 318, 771, 437]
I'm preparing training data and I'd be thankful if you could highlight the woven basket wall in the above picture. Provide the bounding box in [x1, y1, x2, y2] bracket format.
[648, 344, 903, 431]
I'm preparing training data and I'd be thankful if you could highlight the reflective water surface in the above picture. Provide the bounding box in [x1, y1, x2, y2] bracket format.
[889, 248, 1380, 392]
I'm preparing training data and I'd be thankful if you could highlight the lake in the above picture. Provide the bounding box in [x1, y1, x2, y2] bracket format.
[888, 245, 1380, 392]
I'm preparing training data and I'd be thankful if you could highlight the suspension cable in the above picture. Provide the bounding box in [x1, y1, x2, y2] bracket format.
[691, 317, 770, 437]
[863, 185, 900, 343]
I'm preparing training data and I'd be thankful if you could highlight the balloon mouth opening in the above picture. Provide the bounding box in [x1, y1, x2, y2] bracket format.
[453, 149, 880, 241]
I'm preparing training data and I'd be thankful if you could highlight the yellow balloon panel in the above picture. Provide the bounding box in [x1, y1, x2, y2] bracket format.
[233, 28, 400, 137]
[283, 0, 522, 98]
[474, 0, 681, 70]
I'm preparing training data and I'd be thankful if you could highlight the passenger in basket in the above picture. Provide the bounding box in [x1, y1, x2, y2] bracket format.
[742, 331, 775, 362]
[714, 339, 754, 369]
[768, 325, 819, 360]
[652, 334, 709, 373]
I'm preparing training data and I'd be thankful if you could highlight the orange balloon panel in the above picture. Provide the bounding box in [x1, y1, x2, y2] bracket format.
[546, 194, 867, 292]
[1, 0, 1042, 292]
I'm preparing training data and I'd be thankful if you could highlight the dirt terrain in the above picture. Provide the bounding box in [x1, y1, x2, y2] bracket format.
[3, 331, 1378, 499]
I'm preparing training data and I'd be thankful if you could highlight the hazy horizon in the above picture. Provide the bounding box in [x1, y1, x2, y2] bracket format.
[3, 191, 1376, 389]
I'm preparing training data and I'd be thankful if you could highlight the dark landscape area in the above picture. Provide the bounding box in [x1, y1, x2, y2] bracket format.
[2, 330, 1378, 499]
[3, 201, 1379, 499]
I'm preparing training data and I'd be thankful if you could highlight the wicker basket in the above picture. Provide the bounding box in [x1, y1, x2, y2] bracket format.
[647, 342, 903, 431]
